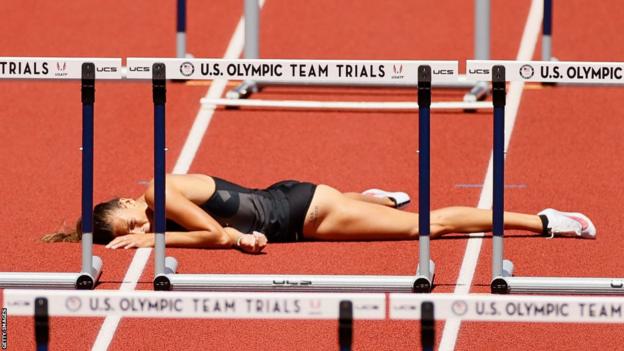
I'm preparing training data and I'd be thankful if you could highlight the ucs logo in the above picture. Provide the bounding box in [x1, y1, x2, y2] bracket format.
[468, 68, 490, 75]
[129, 66, 150, 72]
[433, 69, 454, 75]
[96, 66, 118, 73]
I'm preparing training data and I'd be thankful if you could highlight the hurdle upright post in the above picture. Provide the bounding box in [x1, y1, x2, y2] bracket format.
[338, 300, 353, 351]
[34, 297, 49, 351]
[415, 65, 435, 293]
[464, 0, 490, 102]
[490, 65, 506, 287]
[176, 0, 187, 58]
[420, 301, 435, 351]
[77, 62, 104, 289]
[542, 0, 553, 61]
[226, 0, 261, 99]
[152, 63, 167, 279]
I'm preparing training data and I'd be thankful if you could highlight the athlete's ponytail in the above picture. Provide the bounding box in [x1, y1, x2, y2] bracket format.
[41, 198, 121, 245]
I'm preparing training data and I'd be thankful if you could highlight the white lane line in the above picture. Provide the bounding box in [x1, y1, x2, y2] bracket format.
[91, 2, 266, 350]
[438, 0, 543, 350]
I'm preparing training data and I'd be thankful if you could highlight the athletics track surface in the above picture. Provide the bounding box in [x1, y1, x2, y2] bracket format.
[0, 0, 623, 350]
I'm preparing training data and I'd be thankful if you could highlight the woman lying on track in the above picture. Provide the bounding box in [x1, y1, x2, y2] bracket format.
[42, 174, 596, 253]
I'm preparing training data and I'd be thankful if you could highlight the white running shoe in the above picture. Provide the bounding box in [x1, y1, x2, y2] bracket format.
[538, 208, 596, 239]
[362, 189, 411, 209]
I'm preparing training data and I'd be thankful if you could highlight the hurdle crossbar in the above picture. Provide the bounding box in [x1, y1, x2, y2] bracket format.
[467, 60, 624, 295]
[125, 58, 444, 292]
[0, 57, 121, 289]
[6, 290, 624, 323]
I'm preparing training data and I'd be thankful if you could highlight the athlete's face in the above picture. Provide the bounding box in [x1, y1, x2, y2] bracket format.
[109, 199, 151, 236]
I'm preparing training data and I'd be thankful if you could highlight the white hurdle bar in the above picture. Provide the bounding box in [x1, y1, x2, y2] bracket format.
[467, 59, 624, 295]
[5, 290, 624, 323]
[126, 58, 450, 292]
[0, 57, 121, 289]
[200, 98, 493, 111]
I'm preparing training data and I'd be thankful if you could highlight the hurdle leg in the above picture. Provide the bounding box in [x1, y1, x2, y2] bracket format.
[226, 0, 260, 99]
[464, 0, 491, 103]
[489, 65, 514, 294]
[152, 63, 169, 288]
[78, 62, 103, 289]
[415, 65, 435, 293]
[176, 0, 187, 58]
[542, 0, 553, 61]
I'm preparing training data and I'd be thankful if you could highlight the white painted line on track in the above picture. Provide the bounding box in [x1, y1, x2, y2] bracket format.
[91, 1, 267, 349]
[438, 0, 543, 350]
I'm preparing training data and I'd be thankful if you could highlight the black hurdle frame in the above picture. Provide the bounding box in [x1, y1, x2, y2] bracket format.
[0, 63, 103, 289]
[488, 64, 624, 294]
[153, 64, 434, 293]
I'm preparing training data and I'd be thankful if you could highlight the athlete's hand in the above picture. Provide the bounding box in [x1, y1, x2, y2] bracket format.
[236, 231, 267, 254]
[106, 233, 155, 249]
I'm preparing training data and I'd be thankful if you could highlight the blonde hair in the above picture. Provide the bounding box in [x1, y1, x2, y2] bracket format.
[41, 220, 82, 243]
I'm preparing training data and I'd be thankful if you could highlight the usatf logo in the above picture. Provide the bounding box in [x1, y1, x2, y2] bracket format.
[179, 61, 195, 77]
[65, 296, 82, 312]
[519, 64, 535, 79]
[54, 62, 68, 77]
[451, 300, 468, 316]
[391, 64, 405, 79]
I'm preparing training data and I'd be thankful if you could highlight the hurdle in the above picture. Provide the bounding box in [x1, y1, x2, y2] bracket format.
[216, 0, 491, 108]
[5, 290, 624, 351]
[467, 59, 624, 294]
[0, 57, 122, 289]
[125, 57, 454, 292]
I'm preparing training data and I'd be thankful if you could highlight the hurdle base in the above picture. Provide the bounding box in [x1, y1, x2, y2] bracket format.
[226, 80, 260, 100]
[0, 256, 103, 290]
[154, 256, 180, 291]
[495, 276, 624, 295]
[490, 259, 515, 294]
[414, 260, 436, 293]
[463, 81, 490, 103]
[162, 273, 420, 292]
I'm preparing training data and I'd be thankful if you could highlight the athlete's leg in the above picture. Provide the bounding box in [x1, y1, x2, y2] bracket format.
[343, 192, 394, 207]
[303, 185, 544, 241]
[430, 206, 543, 234]
[303, 185, 420, 241]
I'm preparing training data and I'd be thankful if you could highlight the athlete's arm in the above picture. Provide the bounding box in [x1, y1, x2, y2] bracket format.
[144, 177, 235, 248]
[106, 231, 234, 249]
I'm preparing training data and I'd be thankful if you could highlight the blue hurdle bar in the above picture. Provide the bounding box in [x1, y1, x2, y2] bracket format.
[542, 0, 553, 61]
[338, 300, 353, 351]
[176, 0, 187, 58]
[152, 63, 168, 279]
[415, 66, 434, 293]
[79, 63, 96, 287]
[34, 297, 49, 351]
[491, 65, 506, 287]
